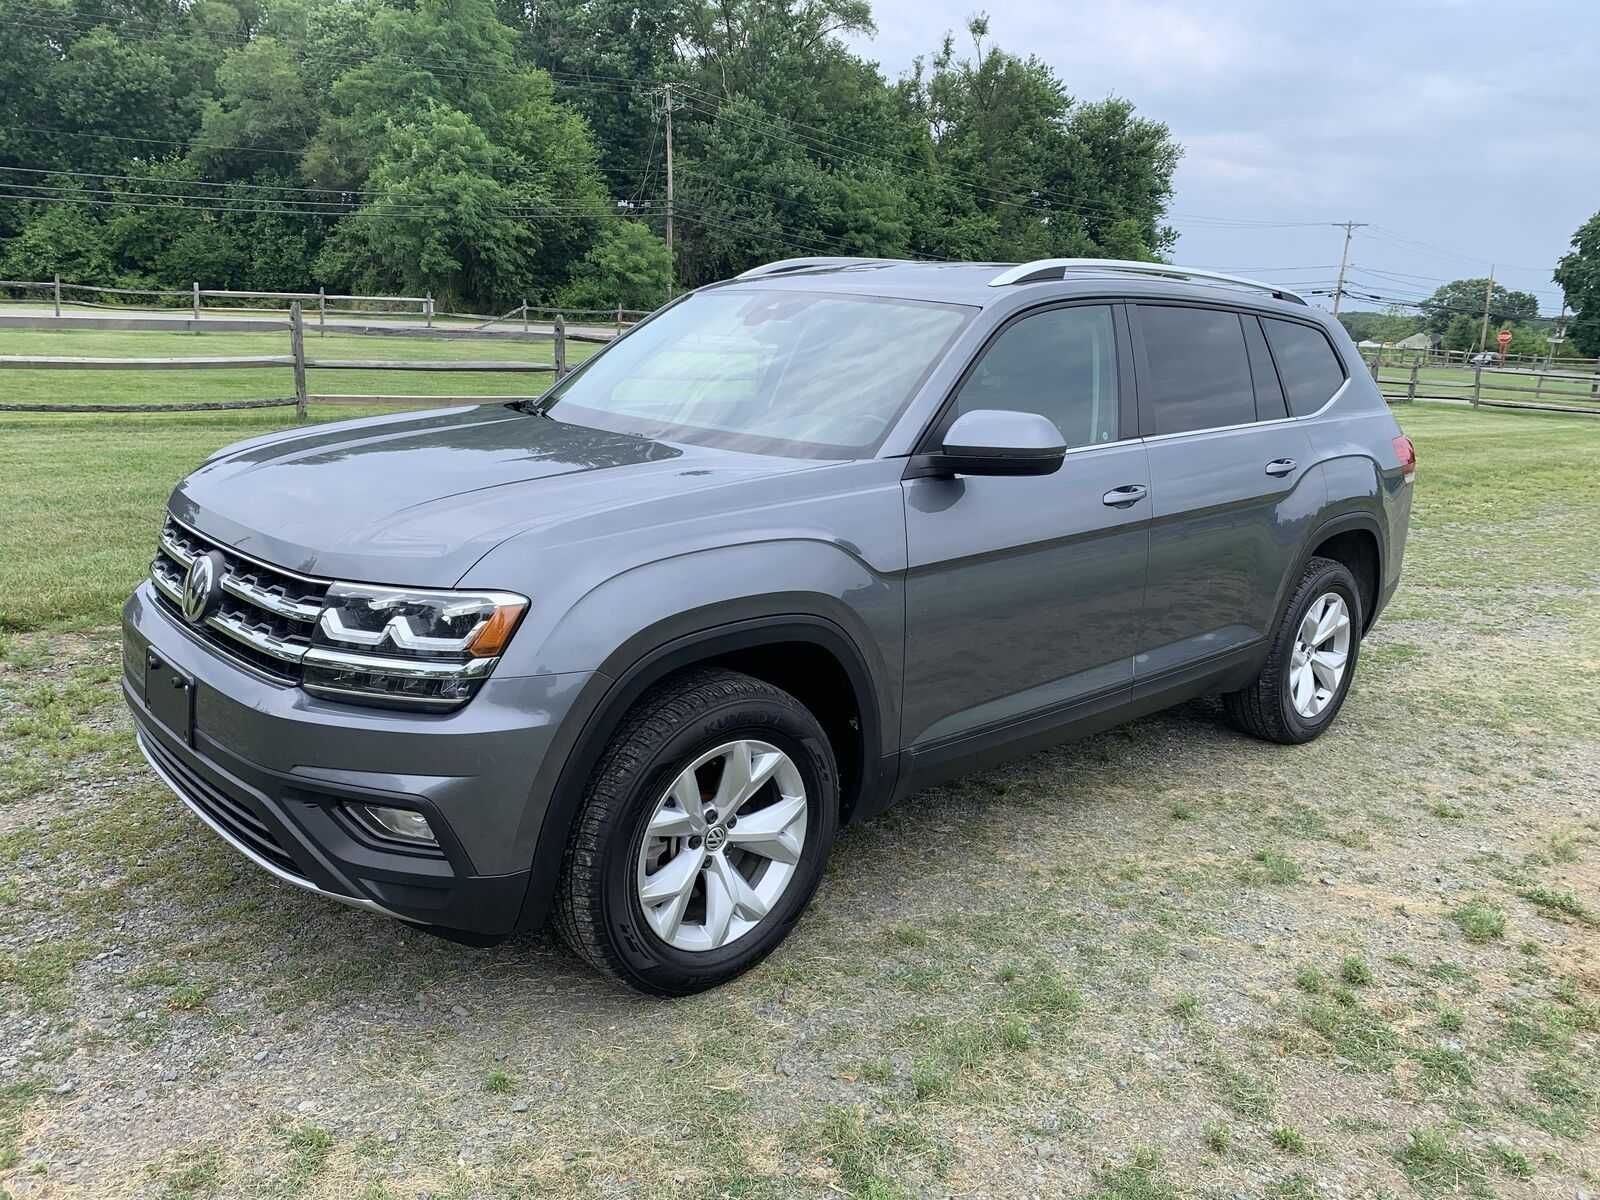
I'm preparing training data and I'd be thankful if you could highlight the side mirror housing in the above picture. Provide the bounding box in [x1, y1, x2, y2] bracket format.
[908, 409, 1068, 479]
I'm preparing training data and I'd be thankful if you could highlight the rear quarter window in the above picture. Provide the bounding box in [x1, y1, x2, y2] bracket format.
[1263, 318, 1346, 417]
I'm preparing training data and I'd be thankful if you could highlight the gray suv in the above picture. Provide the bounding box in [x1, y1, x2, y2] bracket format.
[122, 258, 1415, 994]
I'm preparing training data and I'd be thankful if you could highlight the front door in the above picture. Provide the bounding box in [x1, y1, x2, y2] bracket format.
[902, 303, 1150, 754]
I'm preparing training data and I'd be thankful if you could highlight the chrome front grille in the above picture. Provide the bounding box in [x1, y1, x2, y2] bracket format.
[150, 516, 330, 681]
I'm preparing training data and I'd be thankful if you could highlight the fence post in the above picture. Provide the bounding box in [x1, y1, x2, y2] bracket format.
[616, 304, 624, 333]
[425, 293, 433, 329]
[522, 299, 529, 334]
[318, 287, 326, 332]
[1472, 366, 1482, 407]
[1406, 361, 1418, 403]
[289, 301, 308, 421]
[52, 272, 61, 317]
[554, 314, 567, 378]
[192, 282, 200, 321]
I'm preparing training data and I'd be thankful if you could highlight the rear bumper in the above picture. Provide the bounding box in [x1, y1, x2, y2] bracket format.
[123, 583, 595, 936]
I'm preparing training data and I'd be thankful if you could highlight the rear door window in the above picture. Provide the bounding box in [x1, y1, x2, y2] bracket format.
[1136, 305, 1256, 435]
[1262, 318, 1347, 416]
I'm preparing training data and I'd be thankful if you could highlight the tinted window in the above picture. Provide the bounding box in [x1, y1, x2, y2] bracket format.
[951, 305, 1118, 448]
[1263, 318, 1346, 416]
[1138, 306, 1255, 435]
[1242, 316, 1288, 421]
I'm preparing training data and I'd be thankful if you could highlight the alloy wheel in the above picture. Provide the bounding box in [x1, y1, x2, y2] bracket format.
[635, 739, 808, 952]
[1288, 592, 1351, 719]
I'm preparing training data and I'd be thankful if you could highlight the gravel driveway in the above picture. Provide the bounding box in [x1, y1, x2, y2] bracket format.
[2, 405, 1597, 1199]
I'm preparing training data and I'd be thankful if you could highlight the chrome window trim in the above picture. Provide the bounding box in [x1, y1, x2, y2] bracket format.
[1138, 377, 1350, 444]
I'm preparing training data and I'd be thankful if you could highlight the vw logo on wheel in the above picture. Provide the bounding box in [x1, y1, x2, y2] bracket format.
[704, 825, 728, 852]
[181, 551, 225, 624]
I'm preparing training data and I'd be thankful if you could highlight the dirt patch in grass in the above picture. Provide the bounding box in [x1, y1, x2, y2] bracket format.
[2, 405, 1599, 1197]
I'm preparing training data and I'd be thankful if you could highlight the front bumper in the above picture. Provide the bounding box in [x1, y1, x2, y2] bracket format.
[123, 583, 595, 936]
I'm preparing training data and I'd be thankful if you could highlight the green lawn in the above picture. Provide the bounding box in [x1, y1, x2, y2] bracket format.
[0, 326, 597, 409]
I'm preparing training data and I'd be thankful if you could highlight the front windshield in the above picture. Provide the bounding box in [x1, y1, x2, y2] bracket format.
[535, 288, 972, 458]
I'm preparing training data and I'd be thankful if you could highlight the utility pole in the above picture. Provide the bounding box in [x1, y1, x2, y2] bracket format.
[663, 83, 674, 293]
[1330, 221, 1368, 316]
[1478, 267, 1495, 353]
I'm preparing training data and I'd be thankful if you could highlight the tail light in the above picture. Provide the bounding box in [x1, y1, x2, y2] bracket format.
[1392, 435, 1416, 484]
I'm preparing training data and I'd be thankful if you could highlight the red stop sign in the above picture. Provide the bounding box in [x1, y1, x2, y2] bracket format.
[1496, 329, 1512, 347]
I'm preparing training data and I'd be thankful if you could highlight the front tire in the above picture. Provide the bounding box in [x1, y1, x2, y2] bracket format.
[1224, 556, 1363, 745]
[554, 668, 839, 995]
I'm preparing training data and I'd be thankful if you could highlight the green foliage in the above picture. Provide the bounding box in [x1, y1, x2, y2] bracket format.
[1440, 313, 1481, 353]
[1555, 211, 1600, 356]
[1338, 308, 1424, 344]
[0, 0, 1184, 306]
[1451, 899, 1506, 943]
[1421, 277, 1540, 334]
[557, 221, 673, 311]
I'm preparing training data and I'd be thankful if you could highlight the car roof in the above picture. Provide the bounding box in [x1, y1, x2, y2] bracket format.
[711, 260, 1324, 321]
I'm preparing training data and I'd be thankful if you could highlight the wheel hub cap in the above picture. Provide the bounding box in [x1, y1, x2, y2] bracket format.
[635, 739, 808, 953]
[1288, 592, 1352, 719]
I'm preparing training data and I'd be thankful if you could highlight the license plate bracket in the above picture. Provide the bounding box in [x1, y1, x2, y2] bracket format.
[144, 652, 196, 747]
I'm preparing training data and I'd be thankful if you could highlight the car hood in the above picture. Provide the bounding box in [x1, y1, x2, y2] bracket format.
[170, 404, 821, 586]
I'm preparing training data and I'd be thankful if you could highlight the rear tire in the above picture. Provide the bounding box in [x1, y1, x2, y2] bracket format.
[1224, 556, 1363, 745]
[554, 667, 838, 995]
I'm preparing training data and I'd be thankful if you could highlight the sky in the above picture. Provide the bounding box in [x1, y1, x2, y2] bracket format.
[848, 0, 1595, 317]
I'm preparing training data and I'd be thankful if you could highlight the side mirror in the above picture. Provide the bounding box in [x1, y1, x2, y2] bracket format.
[908, 409, 1067, 478]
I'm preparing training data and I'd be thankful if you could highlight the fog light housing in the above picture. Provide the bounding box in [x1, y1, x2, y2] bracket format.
[359, 804, 437, 845]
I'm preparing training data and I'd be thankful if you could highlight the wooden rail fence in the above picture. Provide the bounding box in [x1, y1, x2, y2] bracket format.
[0, 303, 606, 417]
[0, 275, 652, 332]
[1364, 352, 1600, 415]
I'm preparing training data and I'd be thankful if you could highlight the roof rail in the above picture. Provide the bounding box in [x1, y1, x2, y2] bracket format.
[736, 257, 907, 279]
[987, 258, 1308, 305]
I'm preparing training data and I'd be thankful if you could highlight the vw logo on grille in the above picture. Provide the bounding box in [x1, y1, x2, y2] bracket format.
[182, 551, 225, 625]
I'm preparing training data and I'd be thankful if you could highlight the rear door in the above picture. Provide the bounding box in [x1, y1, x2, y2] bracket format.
[901, 303, 1150, 753]
[1132, 303, 1320, 684]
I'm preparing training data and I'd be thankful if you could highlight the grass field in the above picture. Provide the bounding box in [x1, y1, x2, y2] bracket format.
[0, 327, 598, 410]
[1, 403, 1599, 1198]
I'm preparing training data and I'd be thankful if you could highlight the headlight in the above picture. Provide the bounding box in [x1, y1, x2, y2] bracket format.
[302, 583, 528, 709]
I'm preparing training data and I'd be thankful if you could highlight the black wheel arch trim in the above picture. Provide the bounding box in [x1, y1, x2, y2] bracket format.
[1285, 508, 1386, 631]
[512, 609, 890, 931]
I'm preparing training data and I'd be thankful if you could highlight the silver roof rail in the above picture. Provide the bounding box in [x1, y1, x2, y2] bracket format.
[987, 258, 1308, 305]
[736, 257, 908, 279]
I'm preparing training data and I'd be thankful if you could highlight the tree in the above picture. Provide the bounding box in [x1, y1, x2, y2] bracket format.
[315, 107, 542, 307]
[1420, 277, 1539, 334]
[1440, 313, 1479, 353]
[1554, 211, 1600, 357]
[0, 186, 113, 281]
[557, 221, 673, 310]
[1338, 308, 1421, 344]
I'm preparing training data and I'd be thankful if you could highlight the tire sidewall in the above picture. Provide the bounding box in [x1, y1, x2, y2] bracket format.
[1276, 562, 1363, 740]
[598, 696, 837, 994]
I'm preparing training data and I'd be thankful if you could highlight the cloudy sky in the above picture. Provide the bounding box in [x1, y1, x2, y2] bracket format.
[849, 0, 1593, 316]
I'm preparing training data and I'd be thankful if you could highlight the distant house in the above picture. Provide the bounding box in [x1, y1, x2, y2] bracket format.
[1393, 331, 1440, 351]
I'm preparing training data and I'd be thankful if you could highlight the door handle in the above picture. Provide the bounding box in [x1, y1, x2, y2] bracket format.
[1265, 458, 1297, 477]
[1102, 484, 1148, 507]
